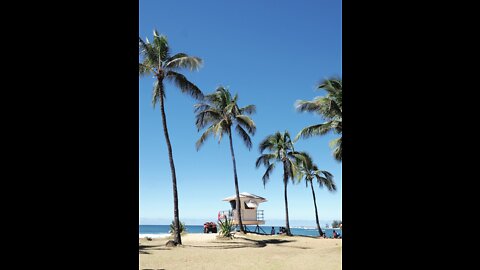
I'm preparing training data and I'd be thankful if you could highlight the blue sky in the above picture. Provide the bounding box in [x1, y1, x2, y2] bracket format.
[139, 0, 342, 226]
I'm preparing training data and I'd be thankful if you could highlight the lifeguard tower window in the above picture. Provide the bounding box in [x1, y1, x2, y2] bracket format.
[244, 202, 254, 209]
[230, 200, 236, 210]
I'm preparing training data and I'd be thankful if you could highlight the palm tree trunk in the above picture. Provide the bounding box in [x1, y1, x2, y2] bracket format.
[283, 161, 292, 236]
[310, 181, 323, 237]
[158, 90, 182, 245]
[228, 128, 245, 233]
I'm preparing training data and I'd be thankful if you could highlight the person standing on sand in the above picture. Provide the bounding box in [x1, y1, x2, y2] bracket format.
[271, 227, 275, 235]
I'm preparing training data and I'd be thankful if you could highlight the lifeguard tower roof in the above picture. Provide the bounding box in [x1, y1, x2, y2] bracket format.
[222, 192, 267, 203]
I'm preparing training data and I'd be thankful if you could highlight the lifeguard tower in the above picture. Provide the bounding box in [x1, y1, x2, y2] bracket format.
[218, 192, 267, 233]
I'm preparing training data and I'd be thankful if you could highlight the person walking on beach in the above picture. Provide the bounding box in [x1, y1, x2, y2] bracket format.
[271, 227, 275, 235]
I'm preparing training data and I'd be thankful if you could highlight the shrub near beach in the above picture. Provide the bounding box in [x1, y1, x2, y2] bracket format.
[217, 218, 234, 238]
[169, 220, 187, 235]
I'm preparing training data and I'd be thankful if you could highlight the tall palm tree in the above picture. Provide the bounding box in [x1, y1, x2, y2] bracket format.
[139, 29, 203, 245]
[255, 131, 307, 236]
[295, 78, 342, 161]
[195, 86, 256, 234]
[297, 153, 336, 237]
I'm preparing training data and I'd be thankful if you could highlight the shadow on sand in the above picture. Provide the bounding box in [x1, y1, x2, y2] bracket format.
[184, 237, 297, 250]
[292, 234, 322, 239]
[139, 235, 315, 252]
[139, 244, 172, 254]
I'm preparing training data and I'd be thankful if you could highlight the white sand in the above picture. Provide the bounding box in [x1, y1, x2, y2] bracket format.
[140, 233, 342, 270]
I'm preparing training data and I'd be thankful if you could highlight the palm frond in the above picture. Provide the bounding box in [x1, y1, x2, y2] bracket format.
[213, 120, 226, 143]
[319, 170, 334, 181]
[235, 115, 256, 135]
[196, 126, 214, 151]
[224, 102, 236, 116]
[315, 173, 336, 191]
[261, 163, 276, 187]
[165, 54, 203, 71]
[193, 102, 212, 113]
[152, 30, 170, 62]
[235, 124, 252, 150]
[258, 135, 275, 153]
[139, 37, 159, 67]
[318, 78, 342, 93]
[295, 99, 323, 113]
[139, 63, 153, 77]
[283, 131, 294, 152]
[289, 151, 309, 167]
[300, 152, 314, 169]
[214, 86, 230, 108]
[204, 89, 223, 105]
[239, 104, 256, 115]
[327, 98, 342, 117]
[195, 109, 222, 130]
[295, 122, 334, 141]
[165, 71, 203, 100]
[332, 137, 342, 161]
[255, 154, 276, 168]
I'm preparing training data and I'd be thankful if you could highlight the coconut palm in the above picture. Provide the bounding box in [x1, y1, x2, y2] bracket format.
[295, 78, 342, 161]
[297, 153, 336, 236]
[195, 86, 256, 234]
[139, 29, 203, 245]
[255, 131, 307, 236]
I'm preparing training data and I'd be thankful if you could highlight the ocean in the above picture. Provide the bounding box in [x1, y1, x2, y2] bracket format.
[140, 225, 342, 238]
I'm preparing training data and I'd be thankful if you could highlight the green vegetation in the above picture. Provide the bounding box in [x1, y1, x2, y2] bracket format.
[256, 131, 308, 236]
[195, 87, 256, 234]
[169, 220, 187, 235]
[217, 218, 235, 238]
[139, 29, 203, 245]
[297, 153, 336, 237]
[332, 220, 342, 228]
[295, 78, 342, 161]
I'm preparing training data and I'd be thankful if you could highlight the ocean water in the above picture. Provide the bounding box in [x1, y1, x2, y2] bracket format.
[139, 225, 342, 238]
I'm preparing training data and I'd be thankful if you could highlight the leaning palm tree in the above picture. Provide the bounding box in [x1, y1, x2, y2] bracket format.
[295, 78, 342, 161]
[297, 153, 336, 237]
[195, 86, 256, 234]
[255, 131, 307, 236]
[139, 29, 203, 245]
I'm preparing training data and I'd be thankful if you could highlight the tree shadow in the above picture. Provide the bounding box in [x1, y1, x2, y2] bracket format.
[274, 245, 312, 250]
[185, 238, 295, 250]
[245, 238, 311, 249]
[292, 235, 322, 239]
[139, 244, 172, 254]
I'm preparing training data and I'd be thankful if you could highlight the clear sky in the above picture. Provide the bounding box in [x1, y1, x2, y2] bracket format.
[139, 0, 342, 226]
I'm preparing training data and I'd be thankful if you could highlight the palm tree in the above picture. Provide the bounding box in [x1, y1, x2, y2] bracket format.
[195, 86, 256, 234]
[255, 131, 307, 236]
[297, 153, 336, 237]
[295, 78, 342, 161]
[139, 29, 203, 245]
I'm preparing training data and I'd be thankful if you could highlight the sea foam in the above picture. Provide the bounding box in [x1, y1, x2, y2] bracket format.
[139, 233, 170, 239]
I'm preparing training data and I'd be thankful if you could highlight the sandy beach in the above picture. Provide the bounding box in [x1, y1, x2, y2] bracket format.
[139, 233, 342, 270]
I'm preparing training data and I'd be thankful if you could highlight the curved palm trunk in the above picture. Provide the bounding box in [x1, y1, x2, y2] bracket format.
[310, 181, 323, 237]
[158, 88, 182, 245]
[227, 128, 245, 233]
[283, 161, 292, 236]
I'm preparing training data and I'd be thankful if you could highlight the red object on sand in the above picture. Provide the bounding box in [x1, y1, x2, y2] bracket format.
[203, 222, 217, 233]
